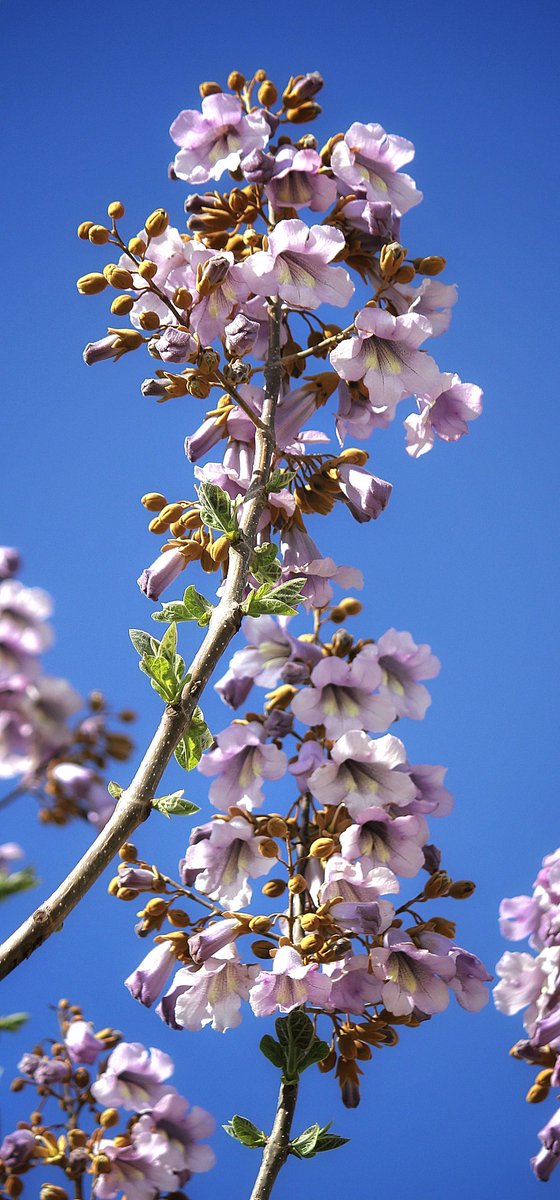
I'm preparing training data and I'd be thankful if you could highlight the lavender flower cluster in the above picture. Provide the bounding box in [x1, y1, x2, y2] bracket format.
[1, 1000, 214, 1199]
[0, 547, 134, 829]
[495, 851, 560, 1181]
[119, 605, 491, 1107]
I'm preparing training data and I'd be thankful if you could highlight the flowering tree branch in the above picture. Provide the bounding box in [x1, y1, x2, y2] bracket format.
[0, 299, 282, 982]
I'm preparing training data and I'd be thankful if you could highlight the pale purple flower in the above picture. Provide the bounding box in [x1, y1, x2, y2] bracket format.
[0, 547, 21, 581]
[324, 953, 384, 1012]
[0, 1129, 35, 1172]
[369, 930, 456, 1016]
[0, 841, 23, 873]
[123, 227, 195, 329]
[393, 278, 458, 337]
[150, 327, 197, 363]
[138, 548, 185, 602]
[404, 763, 454, 817]
[291, 652, 395, 739]
[50, 762, 114, 828]
[95, 1132, 179, 1200]
[126, 943, 177, 1008]
[375, 628, 440, 720]
[0, 578, 53, 657]
[198, 720, 287, 810]
[189, 246, 250, 344]
[330, 307, 442, 413]
[240, 219, 354, 310]
[249, 945, 331, 1017]
[533, 1108, 560, 1182]
[224, 312, 261, 356]
[275, 377, 333, 448]
[170, 93, 270, 184]
[335, 380, 393, 445]
[330, 121, 422, 216]
[329, 899, 392, 935]
[493, 951, 547, 1017]
[161, 950, 259, 1032]
[343, 198, 396, 240]
[64, 1019, 105, 1064]
[20, 1055, 70, 1085]
[135, 1092, 216, 1178]
[317, 856, 398, 913]
[189, 918, 241, 965]
[499, 894, 543, 944]
[183, 814, 274, 908]
[405, 374, 483, 457]
[308, 730, 416, 818]
[288, 739, 326, 792]
[340, 809, 429, 878]
[338, 464, 392, 522]
[240, 148, 274, 184]
[280, 524, 363, 610]
[419, 932, 491, 1011]
[91, 1041, 175, 1111]
[264, 146, 337, 212]
[215, 615, 321, 708]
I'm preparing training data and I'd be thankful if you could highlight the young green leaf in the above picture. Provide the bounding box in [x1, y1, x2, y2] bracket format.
[158, 621, 178, 663]
[266, 467, 297, 493]
[314, 1131, 350, 1154]
[0, 1012, 30, 1033]
[108, 781, 124, 800]
[129, 628, 160, 658]
[175, 707, 213, 771]
[243, 577, 307, 617]
[223, 1115, 267, 1148]
[140, 653, 181, 702]
[251, 542, 282, 585]
[259, 1034, 285, 1070]
[298, 1038, 331, 1073]
[197, 482, 239, 537]
[290, 1123, 321, 1159]
[151, 790, 200, 819]
[0, 868, 37, 902]
[151, 585, 213, 627]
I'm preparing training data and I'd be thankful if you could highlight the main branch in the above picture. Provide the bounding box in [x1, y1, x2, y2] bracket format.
[249, 1079, 299, 1200]
[0, 299, 283, 981]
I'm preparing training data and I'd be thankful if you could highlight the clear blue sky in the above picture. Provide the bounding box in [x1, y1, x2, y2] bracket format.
[1, 1, 559, 1196]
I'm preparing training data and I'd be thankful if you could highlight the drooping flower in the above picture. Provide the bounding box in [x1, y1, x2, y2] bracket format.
[189, 246, 250, 344]
[369, 930, 456, 1016]
[240, 219, 354, 310]
[189, 918, 241, 965]
[125, 943, 177, 1008]
[330, 121, 422, 216]
[291, 651, 395, 739]
[215, 615, 321, 708]
[134, 1092, 216, 1178]
[0, 1129, 35, 1172]
[170, 93, 270, 184]
[317, 856, 398, 912]
[197, 720, 287, 810]
[330, 307, 442, 414]
[533, 1108, 560, 1182]
[323, 953, 384, 1012]
[160, 951, 259, 1032]
[138, 548, 185, 602]
[249, 944, 331, 1016]
[340, 808, 429, 878]
[404, 374, 483, 457]
[308, 730, 416, 818]
[264, 145, 337, 212]
[64, 1019, 106, 1064]
[337, 464, 392, 522]
[418, 932, 492, 1011]
[493, 951, 547, 1017]
[182, 813, 275, 908]
[280, 524, 363, 610]
[404, 763, 454, 817]
[374, 628, 441, 720]
[95, 1131, 179, 1200]
[91, 1042, 175, 1111]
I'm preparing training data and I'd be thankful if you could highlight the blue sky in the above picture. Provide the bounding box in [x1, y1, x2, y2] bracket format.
[1, 0, 560, 1196]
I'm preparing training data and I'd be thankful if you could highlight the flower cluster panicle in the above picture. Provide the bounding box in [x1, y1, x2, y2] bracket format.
[0, 999, 215, 1199]
[495, 850, 560, 1181]
[117, 599, 491, 1109]
[0, 548, 135, 829]
[74, 69, 482, 605]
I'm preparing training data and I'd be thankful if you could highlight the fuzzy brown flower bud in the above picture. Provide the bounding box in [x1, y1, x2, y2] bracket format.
[448, 880, 476, 899]
[138, 260, 158, 281]
[145, 209, 169, 238]
[103, 264, 134, 289]
[139, 311, 161, 332]
[423, 870, 451, 899]
[129, 236, 147, 256]
[88, 224, 110, 245]
[251, 939, 276, 959]
[77, 220, 94, 239]
[262, 878, 286, 898]
[287, 874, 307, 895]
[227, 71, 245, 90]
[199, 81, 222, 97]
[110, 294, 134, 316]
[413, 255, 446, 275]
[258, 80, 278, 106]
[77, 272, 108, 295]
[107, 201, 125, 220]
[258, 838, 279, 859]
[141, 492, 167, 511]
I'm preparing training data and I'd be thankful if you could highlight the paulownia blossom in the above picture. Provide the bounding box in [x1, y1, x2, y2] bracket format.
[240, 219, 355, 309]
[404, 373, 483, 457]
[291, 651, 396, 738]
[330, 120, 423, 216]
[307, 730, 417, 818]
[330, 307, 442, 414]
[170, 92, 270, 183]
[182, 813, 275, 908]
[197, 719, 287, 810]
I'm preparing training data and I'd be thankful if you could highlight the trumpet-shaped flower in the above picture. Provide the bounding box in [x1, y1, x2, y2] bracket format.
[241, 219, 354, 310]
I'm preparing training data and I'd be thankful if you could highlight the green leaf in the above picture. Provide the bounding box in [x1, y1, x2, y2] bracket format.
[223, 1115, 267, 1148]
[108, 781, 124, 800]
[140, 653, 181, 702]
[275, 1009, 316, 1082]
[290, 1124, 320, 1159]
[314, 1131, 350, 1154]
[243, 577, 307, 617]
[175, 707, 213, 771]
[266, 467, 297, 493]
[152, 585, 213, 627]
[197, 482, 239, 537]
[298, 1039, 331, 1073]
[0, 1012, 30, 1033]
[152, 790, 200, 819]
[129, 628, 160, 657]
[251, 542, 282, 585]
[0, 868, 37, 902]
[159, 621, 178, 663]
[259, 1034, 284, 1070]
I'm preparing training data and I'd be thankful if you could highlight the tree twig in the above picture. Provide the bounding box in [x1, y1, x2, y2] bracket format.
[249, 1079, 299, 1200]
[0, 298, 283, 982]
